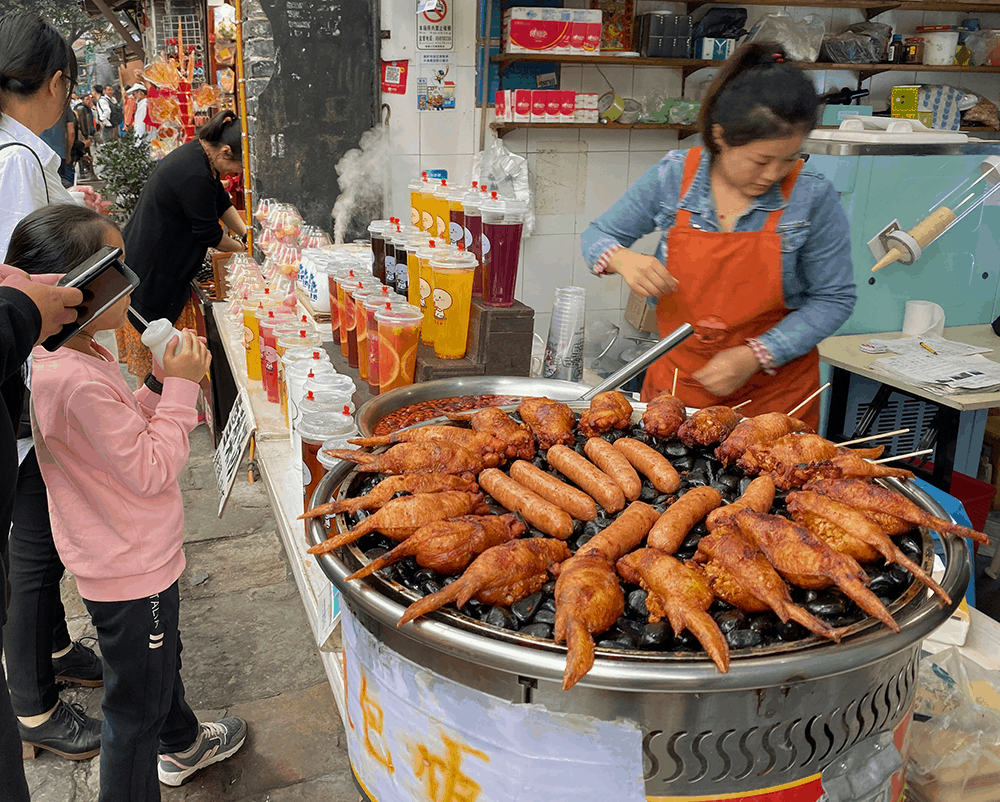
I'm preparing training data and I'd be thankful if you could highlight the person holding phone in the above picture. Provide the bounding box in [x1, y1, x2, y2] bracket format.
[0, 12, 108, 761]
[580, 44, 855, 429]
[119, 109, 249, 382]
[13, 204, 249, 798]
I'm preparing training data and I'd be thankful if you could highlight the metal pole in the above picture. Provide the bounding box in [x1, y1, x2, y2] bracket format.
[233, 0, 254, 251]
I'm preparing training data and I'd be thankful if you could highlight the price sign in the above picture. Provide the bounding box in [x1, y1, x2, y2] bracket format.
[213, 389, 254, 517]
[416, 0, 452, 51]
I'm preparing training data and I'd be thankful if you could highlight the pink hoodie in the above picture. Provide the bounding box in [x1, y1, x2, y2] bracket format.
[30, 343, 199, 602]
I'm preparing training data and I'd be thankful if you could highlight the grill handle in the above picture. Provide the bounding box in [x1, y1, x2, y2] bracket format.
[578, 322, 693, 401]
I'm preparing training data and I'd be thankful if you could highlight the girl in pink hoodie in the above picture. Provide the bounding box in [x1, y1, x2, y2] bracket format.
[17, 204, 247, 800]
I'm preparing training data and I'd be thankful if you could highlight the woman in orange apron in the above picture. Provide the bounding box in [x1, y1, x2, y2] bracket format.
[580, 44, 856, 431]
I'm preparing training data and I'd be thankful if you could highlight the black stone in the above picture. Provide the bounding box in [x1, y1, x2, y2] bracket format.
[541, 598, 557, 613]
[532, 455, 548, 470]
[805, 594, 848, 618]
[520, 623, 554, 639]
[365, 547, 389, 561]
[739, 476, 756, 494]
[628, 589, 649, 618]
[672, 631, 698, 650]
[542, 580, 557, 595]
[663, 443, 690, 458]
[896, 533, 922, 559]
[715, 609, 747, 634]
[869, 570, 904, 597]
[672, 456, 694, 472]
[511, 592, 543, 622]
[640, 481, 658, 502]
[582, 521, 602, 538]
[685, 469, 709, 487]
[392, 491, 408, 499]
[422, 581, 442, 596]
[775, 620, 806, 641]
[484, 606, 518, 630]
[680, 532, 703, 551]
[748, 614, 774, 633]
[726, 629, 763, 649]
[414, 568, 438, 584]
[602, 430, 626, 443]
[616, 616, 643, 638]
[533, 608, 556, 625]
[639, 621, 672, 649]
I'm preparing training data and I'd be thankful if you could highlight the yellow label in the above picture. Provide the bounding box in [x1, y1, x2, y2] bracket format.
[432, 266, 474, 359]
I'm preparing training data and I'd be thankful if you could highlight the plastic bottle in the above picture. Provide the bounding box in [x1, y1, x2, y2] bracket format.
[140, 319, 183, 365]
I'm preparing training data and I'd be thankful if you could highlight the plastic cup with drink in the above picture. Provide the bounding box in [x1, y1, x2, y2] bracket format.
[480, 194, 527, 308]
[299, 409, 358, 513]
[431, 248, 477, 359]
[256, 308, 295, 403]
[376, 301, 422, 393]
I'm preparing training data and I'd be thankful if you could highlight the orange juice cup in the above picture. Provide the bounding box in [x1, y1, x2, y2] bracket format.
[432, 180, 451, 242]
[256, 308, 295, 403]
[430, 252, 477, 359]
[376, 302, 422, 393]
[352, 285, 379, 383]
[240, 300, 263, 382]
[406, 248, 422, 307]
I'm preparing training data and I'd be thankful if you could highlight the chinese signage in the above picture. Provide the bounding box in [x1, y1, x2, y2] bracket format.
[417, 0, 453, 51]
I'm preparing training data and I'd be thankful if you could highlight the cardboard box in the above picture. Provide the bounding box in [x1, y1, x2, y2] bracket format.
[531, 89, 550, 123]
[624, 289, 658, 333]
[559, 90, 576, 123]
[891, 85, 920, 114]
[512, 89, 532, 122]
[494, 90, 508, 122]
[635, 13, 690, 54]
[574, 92, 599, 123]
[545, 89, 562, 122]
[590, 0, 633, 52]
[570, 9, 602, 54]
[505, 7, 573, 54]
[694, 37, 736, 60]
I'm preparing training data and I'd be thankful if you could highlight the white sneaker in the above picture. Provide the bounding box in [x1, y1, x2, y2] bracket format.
[157, 717, 247, 786]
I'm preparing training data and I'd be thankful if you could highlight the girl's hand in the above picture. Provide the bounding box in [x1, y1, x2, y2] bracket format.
[692, 346, 760, 398]
[605, 249, 677, 298]
[162, 329, 211, 383]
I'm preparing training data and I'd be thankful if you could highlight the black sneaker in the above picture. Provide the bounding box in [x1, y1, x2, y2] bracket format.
[52, 639, 104, 687]
[19, 700, 101, 760]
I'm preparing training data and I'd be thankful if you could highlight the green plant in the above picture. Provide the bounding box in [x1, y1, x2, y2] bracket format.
[94, 133, 156, 222]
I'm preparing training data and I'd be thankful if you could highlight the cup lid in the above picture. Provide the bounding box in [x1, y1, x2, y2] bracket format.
[286, 359, 335, 379]
[277, 330, 322, 346]
[375, 301, 423, 323]
[281, 346, 330, 365]
[255, 308, 295, 323]
[298, 410, 356, 440]
[431, 253, 478, 270]
[417, 239, 443, 258]
[305, 373, 356, 395]
[368, 220, 390, 234]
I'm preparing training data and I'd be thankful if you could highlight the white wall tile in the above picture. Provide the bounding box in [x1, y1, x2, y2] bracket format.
[453, 0, 476, 68]
[500, 128, 528, 156]
[384, 89, 420, 156]
[521, 234, 577, 314]
[578, 128, 631, 152]
[527, 128, 580, 153]
[533, 312, 551, 342]
[560, 66, 583, 93]
[632, 66, 682, 103]
[389, 154, 420, 221]
[419, 153, 475, 188]
[380, 0, 417, 62]
[419, 66, 476, 155]
[533, 213, 578, 236]
[629, 128, 678, 153]
[581, 151, 630, 220]
[580, 65, 633, 98]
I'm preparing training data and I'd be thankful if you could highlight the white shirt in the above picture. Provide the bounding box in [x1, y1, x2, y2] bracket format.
[96, 95, 113, 127]
[134, 97, 147, 141]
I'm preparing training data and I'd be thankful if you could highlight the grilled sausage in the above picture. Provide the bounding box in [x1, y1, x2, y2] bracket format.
[579, 501, 661, 563]
[509, 460, 597, 521]
[479, 468, 574, 540]
[648, 486, 722, 554]
[584, 438, 642, 501]
[613, 437, 681, 494]
[706, 476, 776, 531]
[546, 445, 627, 514]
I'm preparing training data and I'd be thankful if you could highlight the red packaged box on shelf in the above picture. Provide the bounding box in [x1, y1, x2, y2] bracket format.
[559, 91, 576, 122]
[570, 9, 602, 54]
[531, 90, 550, 122]
[504, 7, 573, 54]
[494, 90, 508, 122]
[512, 89, 532, 123]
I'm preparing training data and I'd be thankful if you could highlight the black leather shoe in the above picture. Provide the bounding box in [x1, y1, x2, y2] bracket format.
[19, 701, 101, 760]
[52, 640, 103, 687]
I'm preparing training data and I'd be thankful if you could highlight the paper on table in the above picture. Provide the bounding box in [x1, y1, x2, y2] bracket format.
[871, 352, 1000, 394]
[864, 334, 993, 358]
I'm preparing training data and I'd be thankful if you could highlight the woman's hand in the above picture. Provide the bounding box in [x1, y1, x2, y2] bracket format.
[606, 249, 677, 298]
[162, 329, 211, 383]
[692, 346, 761, 399]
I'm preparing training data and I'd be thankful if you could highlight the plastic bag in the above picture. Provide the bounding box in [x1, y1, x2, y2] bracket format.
[747, 13, 826, 63]
[821, 22, 891, 63]
[693, 8, 748, 41]
[907, 647, 1000, 802]
[966, 30, 1000, 66]
[474, 136, 534, 238]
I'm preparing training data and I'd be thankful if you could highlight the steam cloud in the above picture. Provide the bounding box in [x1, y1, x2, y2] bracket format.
[332, 125, 392, 244]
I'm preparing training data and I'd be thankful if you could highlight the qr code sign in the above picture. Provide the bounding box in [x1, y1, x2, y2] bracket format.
[385, 66, 402, 85]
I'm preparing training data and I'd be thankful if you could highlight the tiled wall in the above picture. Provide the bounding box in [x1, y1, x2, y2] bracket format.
[381, 0, 1000, 343]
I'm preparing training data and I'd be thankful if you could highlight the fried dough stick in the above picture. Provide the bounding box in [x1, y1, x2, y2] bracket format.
[787, 491, 951, 605]
[804, 478, 989, 545]
[694, 526, 838, 641]
[348, 426, 507, 468]
[346, 514, 526, 581]
[324, 441, 485, 476]
[300, 474, 479, 519]
[307, 492, 487, 555]
[617, 549, 730, 673]
[397, 538, 571, 626]
[733, 510, 900, 632]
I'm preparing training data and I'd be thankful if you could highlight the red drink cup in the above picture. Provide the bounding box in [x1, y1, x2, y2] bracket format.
[376, 302, 422, 393]
[480, 196, 526, 308]
[256, 309, 295, 403]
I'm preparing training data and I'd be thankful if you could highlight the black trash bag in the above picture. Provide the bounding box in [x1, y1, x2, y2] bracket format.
[693, 8, 748, 41]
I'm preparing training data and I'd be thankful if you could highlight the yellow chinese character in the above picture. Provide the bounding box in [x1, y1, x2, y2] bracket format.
[412, 733, 489, 802]
[359, 674, 394, 774]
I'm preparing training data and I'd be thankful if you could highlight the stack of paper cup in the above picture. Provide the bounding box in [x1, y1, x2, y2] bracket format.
[543, 286, 586, 382]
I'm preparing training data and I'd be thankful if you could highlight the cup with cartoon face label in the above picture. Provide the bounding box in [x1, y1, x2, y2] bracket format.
[430, 251, 478, 359]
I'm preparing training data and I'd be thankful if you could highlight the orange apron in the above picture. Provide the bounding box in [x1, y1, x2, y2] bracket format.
[640, 147, 821, 430]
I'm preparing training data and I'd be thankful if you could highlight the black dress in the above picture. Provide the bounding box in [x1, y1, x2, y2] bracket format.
[123, 139, 231, 325]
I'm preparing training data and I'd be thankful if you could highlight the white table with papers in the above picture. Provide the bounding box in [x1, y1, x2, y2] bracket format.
[819, 324, 1000, 492]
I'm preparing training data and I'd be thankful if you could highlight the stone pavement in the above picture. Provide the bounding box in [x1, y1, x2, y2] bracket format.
[16, 425, 360, 801]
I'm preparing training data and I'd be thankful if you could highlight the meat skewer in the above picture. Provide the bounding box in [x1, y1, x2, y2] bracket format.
[677, 405, 742, 448]
[348, 426, 507, 467]
[694, 526, 839, 641]
[307, 492, 488, 555]
[324, 441, 485, 477]
[617, 549, 730, 673]
[300, 473, 479, 519]
[577, 391, 634, 438]
[787, 381, 830, 417]
[517, 397, 576, 449]
[804, 478, 989, 545]
[732, 510, 900, 632]
[738, 433, 885, 488]
[715, 412, 811, 466]
[786, 491, 951, 605]
[641, 390, 687, 441]
[397, 538, 571, 626]
[446, 407, 536, 461]
[345, 514, 526, 581]
[648, 486, 722, 553]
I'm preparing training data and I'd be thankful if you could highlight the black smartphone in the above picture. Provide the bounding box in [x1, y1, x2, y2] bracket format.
[41, 245, 140, 351]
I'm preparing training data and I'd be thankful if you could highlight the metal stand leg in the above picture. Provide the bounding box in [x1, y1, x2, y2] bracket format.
[851, 384, 894, 439]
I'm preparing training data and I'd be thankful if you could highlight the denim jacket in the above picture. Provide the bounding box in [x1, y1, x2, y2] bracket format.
[580, 149, 856, 368]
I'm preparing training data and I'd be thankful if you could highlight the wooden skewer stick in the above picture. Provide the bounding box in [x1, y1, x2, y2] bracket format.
[671, 368, 678, 396]
[872, 448, 934, 465]
[787, 382, 831, 417]
[731, 399, 753, 412]
[840, 428, 910, 448]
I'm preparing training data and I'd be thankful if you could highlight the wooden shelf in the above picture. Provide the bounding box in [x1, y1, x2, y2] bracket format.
[491, 121, 697, 138]
[492, 53, 1000, 81]
[685, 0, 1000, 14]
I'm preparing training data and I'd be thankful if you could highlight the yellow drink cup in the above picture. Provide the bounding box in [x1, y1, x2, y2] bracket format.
[240, 300, 263, 381]
[418, 254, 435, 345]
[407, 250, 421, 307]
[432, 180, 451, 242]
[408, 175, 425, 230]
[431, 252, 477, 359]
[420, 189, 435, 233]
